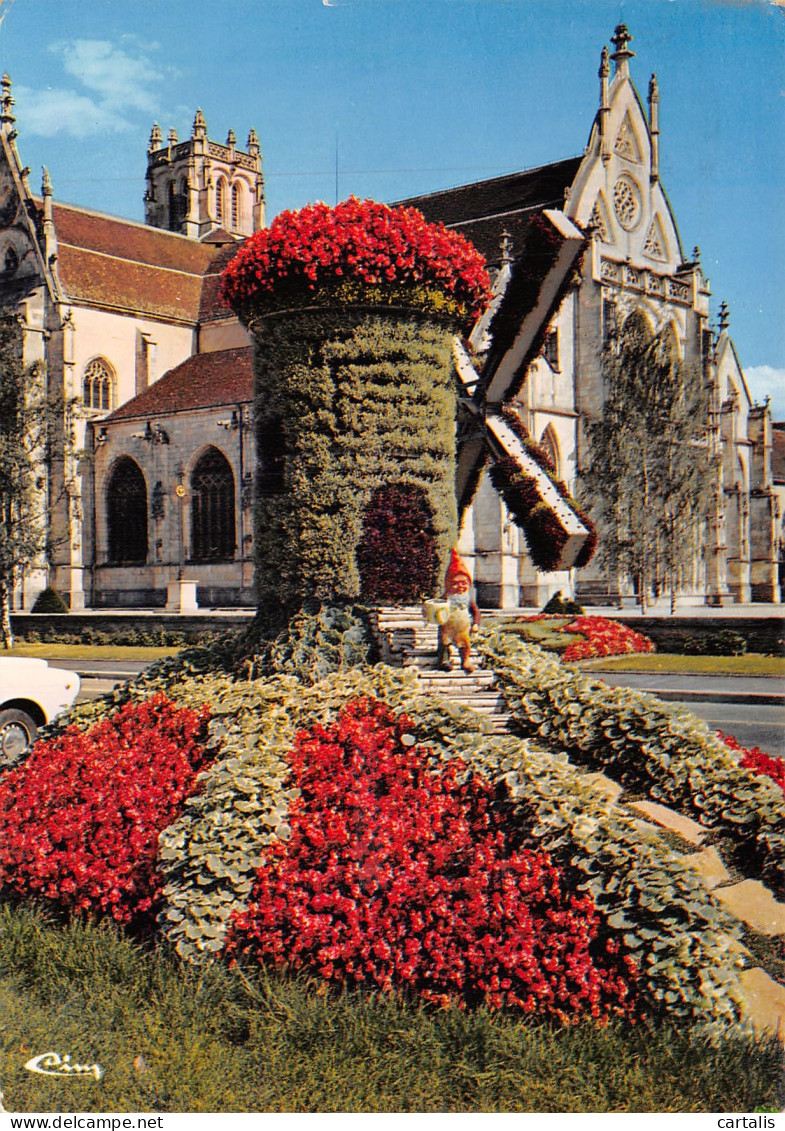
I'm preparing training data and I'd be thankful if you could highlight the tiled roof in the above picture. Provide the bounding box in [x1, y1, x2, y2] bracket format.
[398, 156, 583, 266]
[199, 243, 243, 322]
[105, 346, 254, 421]
[44, 202, 218, 322]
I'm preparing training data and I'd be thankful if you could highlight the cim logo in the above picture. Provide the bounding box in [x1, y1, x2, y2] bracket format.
[24, 1052, 103, 1081]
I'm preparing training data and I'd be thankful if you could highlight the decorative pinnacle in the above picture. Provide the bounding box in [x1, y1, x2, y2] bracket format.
[610, 23, 635, 75]
[0, 73, 14, 123]
[167, 127, 179, 145]
[226, 128, 236, 147]
[718, 300, 730, 331]
[148, 122, 163, 151]
[41, 167, 52, 196]
[247, 127, 260, 155]
[692, 246, 701, 265]
[599, 45, 609, 79]
[192, 108, 207, 137]
[648, 73, 659, 103]
[499, 229, 514, 266]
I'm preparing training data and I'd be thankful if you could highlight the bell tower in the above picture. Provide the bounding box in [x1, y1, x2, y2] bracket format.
[144, 110, 264, 239]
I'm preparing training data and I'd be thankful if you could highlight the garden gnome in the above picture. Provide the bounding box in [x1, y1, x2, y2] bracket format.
[437, 550, 480, 673]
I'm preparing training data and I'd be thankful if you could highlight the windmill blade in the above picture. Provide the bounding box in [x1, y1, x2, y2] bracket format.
[453, 337, 591, 571]
[485, 413, 590, 570]
[480, 210, 586, 407]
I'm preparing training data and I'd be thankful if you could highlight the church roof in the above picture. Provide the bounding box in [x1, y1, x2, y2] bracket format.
[398, 156, 583, 267]
[43, 201, 220, 322]
[104, 346, 254, 421]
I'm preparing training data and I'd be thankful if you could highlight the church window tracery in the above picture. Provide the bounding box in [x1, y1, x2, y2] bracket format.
[613, 175, 642, 230]
[190, 446, 236, 561]
[231, 183, 242, 230]
[643, 217, 666, 260]
[589, 198, 611, 242]
[614, 112, 642, 162]
[82, 357, 114, 412]
[216, 177, 228, 226]
[107, 457, 148, 564]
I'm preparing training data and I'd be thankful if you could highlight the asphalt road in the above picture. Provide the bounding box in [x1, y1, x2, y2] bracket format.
[70, 662, 785, 759]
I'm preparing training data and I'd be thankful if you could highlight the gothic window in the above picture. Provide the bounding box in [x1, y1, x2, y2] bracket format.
[107, 457, 148, 564]
[543, 329, 560, 371]
[602, 299, 618, 344]
[190, 446, 236, 561]
[614, 112, 642, 162]
[82, 357, 114, 412]
[613, 175, 642, 231]
[539, 425, 561, 479]
[231, 183, 242, 230]
[2, 245, 18, 275]
[643, 217, 666, 260]
[216, 178, 228, 226]
[589, 198, 611, 242]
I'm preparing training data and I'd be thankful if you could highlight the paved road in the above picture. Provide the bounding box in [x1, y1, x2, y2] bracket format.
[69, 662, 785, 759]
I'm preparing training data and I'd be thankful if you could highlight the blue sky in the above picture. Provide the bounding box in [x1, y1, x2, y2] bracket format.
[0, 0, 782, 413]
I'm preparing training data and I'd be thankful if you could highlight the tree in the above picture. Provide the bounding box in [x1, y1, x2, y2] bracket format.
[0, 317, 76, 648]
[579, 310, 718, 613]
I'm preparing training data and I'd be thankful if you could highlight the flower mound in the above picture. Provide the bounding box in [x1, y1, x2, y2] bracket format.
[720, 732, 785, 795]
[560, 616, 655, 662]
[225, 698, 637, 1019]
[0, 695, 211, 925]
[219, 196, 491, 328]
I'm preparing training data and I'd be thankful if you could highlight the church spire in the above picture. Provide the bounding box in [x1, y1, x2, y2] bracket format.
[610, 24, 635, 79]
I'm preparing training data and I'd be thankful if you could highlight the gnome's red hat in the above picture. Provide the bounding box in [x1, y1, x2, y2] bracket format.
[445, 549, 472, 590]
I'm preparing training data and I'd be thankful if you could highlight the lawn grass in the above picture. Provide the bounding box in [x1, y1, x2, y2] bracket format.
[0, 906, 780, 1114]
[4, 643, 179, 662]
[578, 653, 784, 677]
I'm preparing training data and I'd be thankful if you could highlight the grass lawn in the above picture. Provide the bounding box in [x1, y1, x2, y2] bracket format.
[0, 906, 780, 1114]
[578, 653, 785, 677]
[4, 643, 180, 663]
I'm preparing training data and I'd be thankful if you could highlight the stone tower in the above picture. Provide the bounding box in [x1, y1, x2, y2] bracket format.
[144, 110, 264, 239]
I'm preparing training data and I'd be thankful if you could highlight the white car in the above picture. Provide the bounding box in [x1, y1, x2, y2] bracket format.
[0, 658, 81, 766]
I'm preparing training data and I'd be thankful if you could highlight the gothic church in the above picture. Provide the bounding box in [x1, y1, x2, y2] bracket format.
[0, 26, 778, 611]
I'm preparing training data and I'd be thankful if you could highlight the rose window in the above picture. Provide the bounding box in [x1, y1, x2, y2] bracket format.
[613, 176, 642, 230]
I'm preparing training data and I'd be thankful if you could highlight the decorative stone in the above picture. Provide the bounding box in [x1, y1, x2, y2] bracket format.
[626, 800, 707, 845]
[683, 846, 732, 891]
[739, 967, 785, 1042]
[165, 579, 198, 614]
[713, 881, 785, 937]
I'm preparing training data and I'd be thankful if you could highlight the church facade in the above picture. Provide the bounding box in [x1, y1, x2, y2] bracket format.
[0, 26, 778, 612]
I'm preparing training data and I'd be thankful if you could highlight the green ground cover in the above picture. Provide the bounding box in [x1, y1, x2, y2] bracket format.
[0, 906, 780, 1114]
[578, 654, 784, 677]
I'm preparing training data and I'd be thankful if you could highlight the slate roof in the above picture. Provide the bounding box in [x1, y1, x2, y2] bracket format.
[105, 346, 254, 421]
[41, 201, 237, 323]
[398, 156, 583, 268]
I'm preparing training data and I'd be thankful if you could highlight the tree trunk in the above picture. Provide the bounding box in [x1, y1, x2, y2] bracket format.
[0, 579, 13, 649]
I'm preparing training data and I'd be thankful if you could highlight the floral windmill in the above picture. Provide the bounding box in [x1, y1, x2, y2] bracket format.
[220, 197, 594, 622]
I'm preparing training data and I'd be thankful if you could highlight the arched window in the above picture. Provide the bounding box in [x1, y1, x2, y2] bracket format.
[191, 447, 235, 561]
[231, 183, 242, 230]
[82, 358, 114, 411]
[107, 457, 148, 564]
[2, 246, 18, 275]
[539, 425, 561, 480]
[215, 178, 227, 226]
[168, 181, 178, 231]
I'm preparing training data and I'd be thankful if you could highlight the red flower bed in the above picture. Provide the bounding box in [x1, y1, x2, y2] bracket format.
[719, 732, 785, 795]
[219, 196, 491, 328]
[0, 695, 211, 925]
[560, 616, 655, 662]
[225, 698, 637, 1019]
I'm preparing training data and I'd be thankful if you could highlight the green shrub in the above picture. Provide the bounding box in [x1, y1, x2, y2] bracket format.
[542, 591, 584, 615]
[30, 586, 68, 614]
[683, 630, 748, 657]
[478, 630, 783, 894]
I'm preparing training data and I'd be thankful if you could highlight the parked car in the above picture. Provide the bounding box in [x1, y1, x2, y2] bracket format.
[0, 658, 80, 766]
